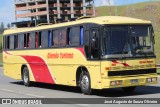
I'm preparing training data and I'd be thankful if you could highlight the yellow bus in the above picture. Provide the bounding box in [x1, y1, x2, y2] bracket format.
[3, 16, 158, 95]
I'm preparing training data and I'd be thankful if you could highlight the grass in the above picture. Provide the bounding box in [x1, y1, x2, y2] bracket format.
[157, 69, 160, 74]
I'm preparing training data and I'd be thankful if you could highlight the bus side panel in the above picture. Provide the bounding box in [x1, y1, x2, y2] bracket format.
[3, 51, 35, 81]
[48, 65, 77, 86]
[3, 48, 102, 89]
[86, 62, 102, 89]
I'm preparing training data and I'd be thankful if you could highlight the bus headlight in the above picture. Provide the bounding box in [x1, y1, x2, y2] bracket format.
[151, 77, 157, 82]
[146, 78, 152, 82]
[146, 77, 157, 83]
[110, 80, 122, 86]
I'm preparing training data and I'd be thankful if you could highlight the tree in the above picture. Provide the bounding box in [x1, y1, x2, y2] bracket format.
[0, 22, 4, 30]
[7, 23, 11, 29]
[0, 22, 4, 33]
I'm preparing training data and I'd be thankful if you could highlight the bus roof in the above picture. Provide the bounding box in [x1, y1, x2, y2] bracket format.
[4, 16, 151, 35]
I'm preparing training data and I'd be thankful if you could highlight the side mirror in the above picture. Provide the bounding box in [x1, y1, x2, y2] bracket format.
[151, 28, 155, 44]
[153, 36, 155, 44]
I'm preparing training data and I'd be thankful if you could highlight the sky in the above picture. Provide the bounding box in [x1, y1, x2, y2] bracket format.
[0, 0, 157, 27]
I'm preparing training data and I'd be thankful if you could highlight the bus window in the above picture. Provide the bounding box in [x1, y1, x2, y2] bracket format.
[48, 30, 52, 48]
[67, 28, 70, 45]
[41, 30, 48, 48]
[61, 29, 67, 46]
[6, 36, 10, 49]
[10, 35, 14, 49]
[53, 30, 60, 46]
[35, 32, 38, 48]
[14, 35, 18, 49]
[24, 34, 27, 48]
[38, 32, 42, 47]
[19, 34, 24, 49]
[69, 27, 80, 46]
[3, 37, 5, 49]
[30, 32, 35, 49]
[84, 30, 90, 58]
[27, 33, 30, 48]
[90, 30, 99, 59]
[84, 30, 89, 46]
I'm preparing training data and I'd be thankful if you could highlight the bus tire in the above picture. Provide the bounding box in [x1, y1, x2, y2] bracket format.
[80, 71, 92, 95]
[122, 86, 136, 93]
[22, 67, 31, 87]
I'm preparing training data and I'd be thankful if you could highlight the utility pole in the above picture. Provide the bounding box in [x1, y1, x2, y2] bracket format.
[114, 0, 117, 16]
[126, 0, 128, 16]
[105, 0, 112, 16]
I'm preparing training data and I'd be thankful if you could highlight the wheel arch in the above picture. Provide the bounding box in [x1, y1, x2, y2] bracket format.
[76, 66, 90, 86]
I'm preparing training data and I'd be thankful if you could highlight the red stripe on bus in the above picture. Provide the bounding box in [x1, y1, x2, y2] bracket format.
[4, 51, 12, 55]
[122, 63, 130, 67]
[76, 48, 86, 58]
[21, 55, 56, 84]
[4, 51, 56, 84]
[112, 60, 130, 67]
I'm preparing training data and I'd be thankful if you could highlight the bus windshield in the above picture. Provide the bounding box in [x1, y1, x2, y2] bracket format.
[102, 25, 154, 59]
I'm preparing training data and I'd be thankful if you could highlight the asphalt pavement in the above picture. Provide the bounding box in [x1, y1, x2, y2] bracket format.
[0, 68, 160, 107]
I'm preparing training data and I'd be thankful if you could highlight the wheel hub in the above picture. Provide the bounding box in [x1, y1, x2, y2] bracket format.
[81, 75, 89, 90]
[23, 70, 28, 83]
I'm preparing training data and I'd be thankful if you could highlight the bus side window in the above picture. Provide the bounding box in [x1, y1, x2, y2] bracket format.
[10, 35, 14, 49]
[3, 37, 5, 49]
[6, 36, 10, 49]
[61, 29, 67, 46]
[35, 32, 38, 48]
[41, 30, 48, 48]
[24, 34, 27, 48]
[19, 34, 24, 49]
[30, 32, 35, 49]
[14, 35, 18, 49]
[27, 33, 30, 48]
[67, 28, 70, 45]
[48, 30, 52, 48]
[69, 27, 80, 46]
[53, 30, 60, 46]
[52, 30, 54, 46]
[38, 32, 42, 48]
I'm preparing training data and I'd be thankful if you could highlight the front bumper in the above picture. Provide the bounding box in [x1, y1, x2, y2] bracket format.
[101, 74, 158, 89]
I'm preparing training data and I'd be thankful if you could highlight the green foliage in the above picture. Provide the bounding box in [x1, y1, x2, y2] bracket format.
[7, 23, 11, 29]
[157, 68, 160, 74]
[0, 22, 4, 34]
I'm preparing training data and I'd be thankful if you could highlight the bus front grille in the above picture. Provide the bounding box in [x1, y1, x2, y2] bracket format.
[108, 68, 157, 76]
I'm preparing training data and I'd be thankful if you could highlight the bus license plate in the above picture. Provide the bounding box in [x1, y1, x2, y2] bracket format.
[130, 79, 139, 84]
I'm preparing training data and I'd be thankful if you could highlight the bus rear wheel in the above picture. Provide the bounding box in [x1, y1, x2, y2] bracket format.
[22, 67, 31, 86]
[80, 71, 92, 95]
[122, 86, 136, 93]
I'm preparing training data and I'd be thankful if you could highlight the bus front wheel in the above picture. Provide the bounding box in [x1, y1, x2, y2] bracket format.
[22, 67, 31, 87]
[80, 71, 92, 95]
